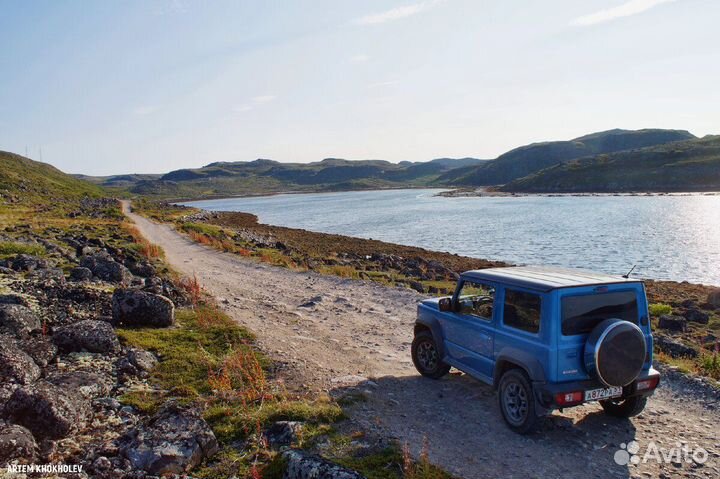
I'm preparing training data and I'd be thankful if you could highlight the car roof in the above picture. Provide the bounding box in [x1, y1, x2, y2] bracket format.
[462, 266, 642, 292]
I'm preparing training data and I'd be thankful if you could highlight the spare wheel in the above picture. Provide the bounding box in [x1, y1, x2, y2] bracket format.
[584, 318, 646, 387]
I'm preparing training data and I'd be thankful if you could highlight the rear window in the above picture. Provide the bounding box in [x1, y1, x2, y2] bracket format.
[561, 291, 639, 336]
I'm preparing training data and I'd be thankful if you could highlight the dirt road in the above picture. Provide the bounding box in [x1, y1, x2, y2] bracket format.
[122, 201, 719, 479]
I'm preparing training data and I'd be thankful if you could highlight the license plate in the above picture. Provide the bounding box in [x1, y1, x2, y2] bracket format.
[585, 386, 622, 401]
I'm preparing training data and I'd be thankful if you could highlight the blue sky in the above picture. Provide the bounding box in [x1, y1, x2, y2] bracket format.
[1, 0, 718, 175]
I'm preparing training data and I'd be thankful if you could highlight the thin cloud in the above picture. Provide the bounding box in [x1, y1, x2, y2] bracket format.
[350, 54, 370, 63]
[368, 80, 400, 88]
[233, 105, 252, 113]
[355, 0, 445, 25]
[571, 0, 678, 26]
[132, 105, 158, 116]
[252, 95, 276, 104]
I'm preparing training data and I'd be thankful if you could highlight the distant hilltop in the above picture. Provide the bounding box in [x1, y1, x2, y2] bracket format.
[4, 128, 718, 201]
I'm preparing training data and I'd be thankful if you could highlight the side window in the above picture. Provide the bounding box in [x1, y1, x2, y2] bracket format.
[456, 281, 495, 320]
[503, 289, 541, 333]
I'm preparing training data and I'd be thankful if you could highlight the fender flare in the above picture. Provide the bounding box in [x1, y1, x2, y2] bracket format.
[414, 316, 446, 359]
[493, 347, 547, 387]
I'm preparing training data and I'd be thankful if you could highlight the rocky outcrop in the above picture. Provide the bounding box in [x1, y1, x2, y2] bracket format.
[80, 252, 133, 285]
[655, 335, 698, 359]
[658, 314, 687, 332]
[282, 450, 366, 479]
[19, 335, 57, 367]
[0, 304, 41, 336]
[119, 402, 218, 475]
[111, 289, 174, 327]
[52, 319, 120, 354]
[3, 381, 90, 439]
[46, 371, 112, 400]
[69, 266, 93, 282]
[264, 421, 303, 449]
[8, 254, 49, 272]
[0, 341, 41, 384]
[682, 307, 709, 324]
[0, 424, 38, 465]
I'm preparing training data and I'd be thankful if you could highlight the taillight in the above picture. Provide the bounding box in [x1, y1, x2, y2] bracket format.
[636, 376, 659, 391]
[555, 391, 583, 405]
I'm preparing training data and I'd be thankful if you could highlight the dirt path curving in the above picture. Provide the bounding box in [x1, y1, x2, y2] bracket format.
[121, 200, 719, 479]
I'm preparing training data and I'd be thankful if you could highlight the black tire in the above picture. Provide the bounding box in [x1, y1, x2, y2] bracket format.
[498, 369, 539, 434]
[411, 331, 450, 379]
[600, 396, 647, 418]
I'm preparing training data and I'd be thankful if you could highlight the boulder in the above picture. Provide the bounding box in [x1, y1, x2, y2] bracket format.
[69, 266, 93, 282]
[9, 254, 48, 272]
[282, 450, 366, 479]
[112, 289, 174, 327]
[707, 289, 720, 308]
[29, 267, 66, 285]
[0, 341, 41, 384]
[127, 260, 156, 278]
[264, 421, 303, 449]
[20, 336, 57, 367]
[0, 304, 41, 337]
[0, 294, 30, 307]
[3, 381, 90, 439]
[658, 314, 687, 332]
[80, 252, 133, 285]
[655, 335, 698, 359]
[47, 371, 111, 400]
[682, 308, 710, 324]
[52, 319, 120, 354]
[0, 424, 38, 465]
[117, 349, 158, 380]
[120, 402, 218, 475]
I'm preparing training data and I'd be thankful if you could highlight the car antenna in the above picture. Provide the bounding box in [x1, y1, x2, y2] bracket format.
[622, 265, 637, 279]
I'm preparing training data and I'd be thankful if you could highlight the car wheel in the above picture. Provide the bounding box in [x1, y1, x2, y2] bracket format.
[411, 331, 450, 379]
[600, 396, 647, 418]
[498, 369, 539, 434]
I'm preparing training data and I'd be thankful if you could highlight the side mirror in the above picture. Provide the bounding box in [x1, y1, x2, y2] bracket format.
[439, 297, 453, 312]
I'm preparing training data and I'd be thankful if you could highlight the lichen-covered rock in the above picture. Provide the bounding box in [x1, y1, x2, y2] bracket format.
[112, 289, 174, 327]
[19, 335, 57, 367]
[3, 381, 90, 439]
[120, 402, 218, 475]
[29, 267, 66, 285]
[53, 319, 120, 354]
[0, 294, 30, 307]
[264, 421, 303, 449]
[127, 260, 156, 278]
[80, 252, 133, 285]
[128, 349, 158, 372]
[658, 314, 687, 332]
[682, 307, 710, 324]
[655, 335, 698, 359]
[0, 304, 41, 337]
[707, 289, 720, 308]
[69, 266, 93, 282]
[0, 341, 41, 384]
[0, 424, 38, 465]
[9, 254, 48, 272]
[46, 371, 112, 400]
[282, 450, 366, 479]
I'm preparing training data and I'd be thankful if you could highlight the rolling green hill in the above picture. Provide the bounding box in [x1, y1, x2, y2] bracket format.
[127, 157, 488, 199]
[0, 151, 104, 206]
[501, 135, 720, 193]
[437, 129, 696, 186]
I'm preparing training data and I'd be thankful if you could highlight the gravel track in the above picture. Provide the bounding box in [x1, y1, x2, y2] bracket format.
[122, 201, 719, 479]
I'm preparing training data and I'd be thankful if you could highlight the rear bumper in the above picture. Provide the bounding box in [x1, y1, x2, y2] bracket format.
[534, 367, 660, 411]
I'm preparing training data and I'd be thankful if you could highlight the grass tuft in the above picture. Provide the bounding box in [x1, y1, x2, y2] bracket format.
[0, 241, 46, 257]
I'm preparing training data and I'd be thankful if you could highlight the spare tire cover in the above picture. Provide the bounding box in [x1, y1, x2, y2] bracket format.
[584, 318, 646, 387]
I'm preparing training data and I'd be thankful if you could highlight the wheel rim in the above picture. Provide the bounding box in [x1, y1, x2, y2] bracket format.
[417, 340, 439, 371]
[502, 381, 529, 425]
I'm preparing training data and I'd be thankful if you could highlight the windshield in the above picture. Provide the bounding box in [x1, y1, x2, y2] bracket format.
[561, 291, 639, 335]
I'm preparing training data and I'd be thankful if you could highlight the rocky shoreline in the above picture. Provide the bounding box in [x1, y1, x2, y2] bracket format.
[437, 187, 720, 198]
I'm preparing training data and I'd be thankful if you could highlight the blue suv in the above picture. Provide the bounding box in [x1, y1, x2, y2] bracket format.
[412, 266, 660, 433]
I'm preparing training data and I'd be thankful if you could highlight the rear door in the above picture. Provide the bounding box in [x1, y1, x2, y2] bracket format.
[442, 279, 496, 381]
